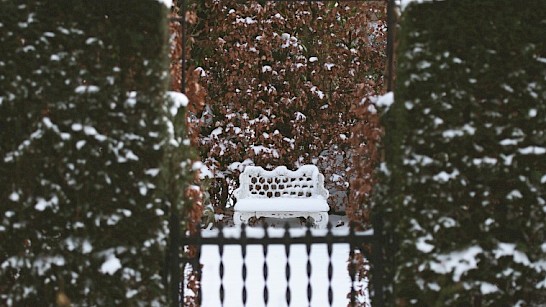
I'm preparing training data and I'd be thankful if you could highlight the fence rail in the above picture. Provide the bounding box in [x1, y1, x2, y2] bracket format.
[172, 216, 385, 307]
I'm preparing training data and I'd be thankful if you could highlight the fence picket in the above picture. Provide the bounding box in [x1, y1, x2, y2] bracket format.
[284, 223, 292, 306]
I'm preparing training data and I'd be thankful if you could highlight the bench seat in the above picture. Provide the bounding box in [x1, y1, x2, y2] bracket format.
[234, 197, 329, 212]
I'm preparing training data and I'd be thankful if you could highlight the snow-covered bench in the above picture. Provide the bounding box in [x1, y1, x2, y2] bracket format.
[233, 165, 329, 228]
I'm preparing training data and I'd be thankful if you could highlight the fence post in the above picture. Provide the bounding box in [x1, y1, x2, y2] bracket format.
[386, 0, 396, 92]
[169, 210, 181, 307]
[195, 227, 203, 306]
[348, 223, 356, 306]
[372, 212, 385, 307]
[180, 0, 187, 93]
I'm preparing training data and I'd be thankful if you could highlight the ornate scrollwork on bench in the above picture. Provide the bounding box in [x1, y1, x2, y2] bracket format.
[233, 165, 329, 228]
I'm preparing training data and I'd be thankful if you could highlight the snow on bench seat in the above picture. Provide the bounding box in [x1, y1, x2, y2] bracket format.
[233, 165, 329, 228]
[235, 198, 329, 212]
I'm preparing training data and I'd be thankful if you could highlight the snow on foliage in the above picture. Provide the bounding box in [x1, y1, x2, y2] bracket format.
[74, 85, 99, 94]
[193, 1, 387, 215]
[379, 0, 546, 305]
[100, 254, 122, 275]
[400, 0, 445, 10]
[427, 246, 483, 282]
[166, 91, 189, 116]
[156, 0, 172, 8]
[1, 1, 170, 305]
[375, 91, 394, 109]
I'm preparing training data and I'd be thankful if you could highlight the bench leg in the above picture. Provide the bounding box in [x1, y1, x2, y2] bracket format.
[309, 212, 328, 229]
[233, 211, 253, 227]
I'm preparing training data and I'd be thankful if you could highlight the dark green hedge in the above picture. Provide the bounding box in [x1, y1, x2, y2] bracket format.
[379, 0, 546, 305]
[0, 1, 171, 305]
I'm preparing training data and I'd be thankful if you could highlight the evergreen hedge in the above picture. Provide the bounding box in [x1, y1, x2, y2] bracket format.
[0, 1, 171, 305]
[379, 0, 546, 305]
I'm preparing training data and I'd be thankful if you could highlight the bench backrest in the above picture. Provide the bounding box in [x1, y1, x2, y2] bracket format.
[234, 165, 329, 200]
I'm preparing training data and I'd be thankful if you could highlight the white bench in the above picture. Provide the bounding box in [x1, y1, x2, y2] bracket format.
[233, 165, 329, 228]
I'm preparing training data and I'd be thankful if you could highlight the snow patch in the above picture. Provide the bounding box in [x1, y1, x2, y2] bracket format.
[376, 92, 394, 109]
[34, 196, 59, 212]
[294, 112, 306, 121]
[429, 246, 483, 282]
[506, 190, 523, 200]
[500, 154, 514, 166]
[145, 168, 160, 177]
[518, 146, 546, 155]
[9, 192, 20, 202]
[442, 124, 476, 139]
[538, 278, 546, 289]
[167, 91, 189, 116]
[330, 174, 343, 182]
[83, 240, 93, 254]
[100, 254, 122, 275]
[493, 243, 530, 266]
[125, 91, 137, 107]
[416, 235, 434, 253]
[433, 169, 459, 182]
[71, 123, 83, 131]
[472, 157, 497, 166]
[194, 162, 213, 179]
[76, 140, 86, 150]
[195, 67, 206, 77]
[501, 83, 514, 93]
[139, 183, 148, 196]
[83, 126, 98, 136]
[500, 138, 520, 146]
[480, 282, 500, 295]
[400, 0, 445, 10]
[74, 85, 99, 94]
[438, 217, 456, 228]
[310, 86, 325, 99]
[156, 0, 172, 7]
[33, 256, 65, 275]
[211, 127, 223, 137]
[227, 159, 254, 173]
[416, 60, 431, 69]
[236, 17, 257, 24]
[250, 145, 279, 158]
[85, 37, 98, 45]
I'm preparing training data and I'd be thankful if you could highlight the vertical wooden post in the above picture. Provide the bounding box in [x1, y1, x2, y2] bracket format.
[181, 0, 187, 94]
[169, 210, 181, 307]
[372, 213, 385, 307]
[386, 0, 395, 92]
[169, 1, 187, 305]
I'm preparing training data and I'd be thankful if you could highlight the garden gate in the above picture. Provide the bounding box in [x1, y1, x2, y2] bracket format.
[174, 215, 386, 307]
